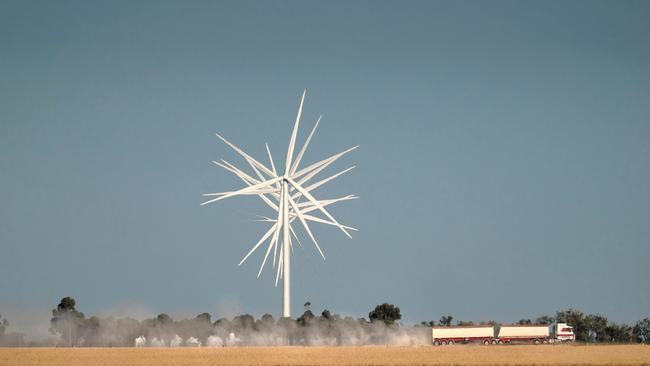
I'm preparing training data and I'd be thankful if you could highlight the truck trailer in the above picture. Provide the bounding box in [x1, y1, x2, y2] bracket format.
[432, 323, 575, 345]
[432, 326, 494, 345]
[498, 325, 549, 344]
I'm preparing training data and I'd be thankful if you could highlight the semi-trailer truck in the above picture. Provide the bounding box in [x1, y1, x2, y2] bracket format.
[432, 323, 575, 345]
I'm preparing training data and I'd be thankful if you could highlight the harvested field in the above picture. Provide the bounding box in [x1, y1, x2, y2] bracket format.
[1, 345, 649, 366]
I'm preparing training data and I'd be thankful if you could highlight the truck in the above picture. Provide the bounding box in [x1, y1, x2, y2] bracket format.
[432, 323, 575, 345]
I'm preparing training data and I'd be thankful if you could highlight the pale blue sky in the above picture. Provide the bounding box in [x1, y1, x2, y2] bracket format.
[1, 0, 649, 335]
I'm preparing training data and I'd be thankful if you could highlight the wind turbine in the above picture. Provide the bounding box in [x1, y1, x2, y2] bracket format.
[202, 90, 357, 318]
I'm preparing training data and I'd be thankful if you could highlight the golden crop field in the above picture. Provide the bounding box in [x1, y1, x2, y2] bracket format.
[1, 345, 649, 366]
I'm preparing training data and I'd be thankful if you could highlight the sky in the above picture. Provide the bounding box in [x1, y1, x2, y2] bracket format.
[1, 0, 649, 337]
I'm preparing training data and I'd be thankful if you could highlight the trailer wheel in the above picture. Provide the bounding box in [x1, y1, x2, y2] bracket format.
[491, 340, 498, 345]
[441, 341, 447, 345]
[483, 340, 490, 345]
[448, 340, 455, 345]
[534, 339, 541, 345]
[434, 341, 440, 346]
[497, 340, 503, 344]
[543, 339, 549, 344]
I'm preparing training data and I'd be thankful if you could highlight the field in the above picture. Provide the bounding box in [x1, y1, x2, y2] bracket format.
[1, 345, 649, 366]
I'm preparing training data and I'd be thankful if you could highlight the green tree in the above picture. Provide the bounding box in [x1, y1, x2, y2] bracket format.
[584, 314, 608, 342]
[439, 315, 453, 327]
[605, 323, 632, 343]
[535, 315, 554, 325]
[232, 314, 255, 330]
[195, 312, 212, 324]
[517, 318, 532, 325]
[633, 318, 650, 343]
[369, 303, 401, 326]
[321, 309, 332, 321]
[50, 297, 86, 346]
[297, 310, 315, 326]
[457, 320, 475, 326]
[0, 314, 8, 336]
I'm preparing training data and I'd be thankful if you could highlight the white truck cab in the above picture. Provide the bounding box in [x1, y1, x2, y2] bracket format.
[552, 323, 575, 342]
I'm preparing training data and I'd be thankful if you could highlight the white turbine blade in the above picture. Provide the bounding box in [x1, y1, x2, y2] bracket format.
[202, 187, 279, 197]
[289, 115, 321, 175]
[219, 160, 271, 200]
[265, 143, 277, 177]
[297, 166, 355, 198]
[289, 234, 294, 256]
[213, 160, 258, 186]
[302, 213, 358, 232]
[219, 160, 258, 183]
[239, 223, 277, 266]
[288, 222, 303, 248]
[296, 195, 358, 208]
[212, 160, 255, 182]
[247, 157, 269, 184]
[275, 243, 283, 286]
[285, 90, 306, 174]
[287, 177, 352, 238]
[287, 194, 325, 260]
[254, 214, 275, 222]
[265, 143, 282, 193]
[292, 196, 358, 231]
[272, 188, 285, 267]
[287, 210, 356, 231]
[293, 145, 359, 183]
[200, 176, 282, 205]
[296, 154, 354, 188]
[258, 231, 278, 278]
[216, 133, 276, 177]
[221, 160, 280, 203]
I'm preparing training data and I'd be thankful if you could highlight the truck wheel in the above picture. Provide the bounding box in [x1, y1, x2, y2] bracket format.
[543, 339, 548, 344]
[491, 340, 498, 345]
[534, 339, 540, 345]
[448, 340, 455, 345]
[434, 341, 440, 346]
[441, 341, 447, 345]
[483, 340, 490, 345]
[497, 340, 503, 344]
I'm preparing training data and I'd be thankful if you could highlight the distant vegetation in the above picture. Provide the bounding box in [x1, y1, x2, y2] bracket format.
[0, 297, 648, 346]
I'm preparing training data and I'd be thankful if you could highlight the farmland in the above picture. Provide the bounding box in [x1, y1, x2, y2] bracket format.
[1, 345, 649, 366]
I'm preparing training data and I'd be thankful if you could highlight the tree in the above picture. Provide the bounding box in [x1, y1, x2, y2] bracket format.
[584, 314, 608, 342]
[556, 308, 586, 341]
[0, 314, 8, 336]
[156, 313, 173, 325]
[297, 310, 315, 326]
[195, 313, 212, 324]
[369, 303, 401, 326]
[457, 320, 475, 326]
[517, 319, 532, 325]
[439, 315, 453, 327]
[321, 309, 332, 321]
[232, 314, 255, 331]
[261, 313, 275, 324]
[535, 315, 554, 325]
[606, 323, 632, 343]
[50, 297, 86, 346]
[633, 318, 650, 343]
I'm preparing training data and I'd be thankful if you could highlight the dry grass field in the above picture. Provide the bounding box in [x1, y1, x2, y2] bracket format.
[1, 345, 649, 366]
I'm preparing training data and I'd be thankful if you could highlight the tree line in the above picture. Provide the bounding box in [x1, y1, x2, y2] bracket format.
[1, 298, 648, 346]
